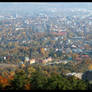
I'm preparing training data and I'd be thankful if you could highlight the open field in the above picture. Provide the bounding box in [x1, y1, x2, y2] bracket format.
[0, 63, 18, 69]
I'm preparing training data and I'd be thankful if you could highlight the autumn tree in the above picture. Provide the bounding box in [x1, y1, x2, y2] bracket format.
[40, 48, 46, 56]
[10, 69, 28, 90]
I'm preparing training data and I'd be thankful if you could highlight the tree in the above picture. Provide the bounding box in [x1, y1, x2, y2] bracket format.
[10, 69, 27, 90]
[40, 48, 46, 56]
[68, 76, 87, 90]
[24, 83, 31, 90]
[88, 64, 92, 71]
[30, 69, 48, 90]
[72, 53, 79, 60]
[0, 76, 9, 90]
[26, 66, 36, 78]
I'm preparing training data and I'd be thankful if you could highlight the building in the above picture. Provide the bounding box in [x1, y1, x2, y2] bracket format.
[41, 59, 47, 64]
[58, 60, 68, 64]
[29, 59, 35, 64]
[4, 56, 6, 60]
[74, 73, 83, 79]
[42, 57, 52, 64]
[71, 44, 77, 48]
[25, 57, 29, 62]
[81, 55, 89, 58]
[16, 28, 24, 31]
[75, 57, 82, 61]
[47, 57, 52, 62]
[21, 64, 25, 68]
[66, 72, 83, 79]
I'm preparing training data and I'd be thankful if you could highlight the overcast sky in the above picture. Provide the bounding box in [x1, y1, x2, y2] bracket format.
[0, 2, 92, 10]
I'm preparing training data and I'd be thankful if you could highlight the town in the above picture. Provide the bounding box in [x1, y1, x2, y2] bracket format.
[0, 2, 92, 90]
[0, 7, 92, 68]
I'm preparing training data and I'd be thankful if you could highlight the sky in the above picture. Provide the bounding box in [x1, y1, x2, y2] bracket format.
[0, 2, 92, 14]
[0, 2, 91, 8]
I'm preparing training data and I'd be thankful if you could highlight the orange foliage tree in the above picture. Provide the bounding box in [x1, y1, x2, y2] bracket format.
[0, 76, 10, 89]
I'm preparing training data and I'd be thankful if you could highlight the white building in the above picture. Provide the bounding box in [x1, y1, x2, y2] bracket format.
[25, 57, 29, 62]
[66, 72, 83, 79]
[71, 44, 77, 48]
[4, 56, 6, 60]
[29, 59, 35, 64]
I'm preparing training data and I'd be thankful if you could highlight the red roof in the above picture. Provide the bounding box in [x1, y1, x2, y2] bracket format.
[81, 55, 89, 58]
[75, 58, 82, 61]
[80, 47, 84, 49]
[51, 32, 67, 36]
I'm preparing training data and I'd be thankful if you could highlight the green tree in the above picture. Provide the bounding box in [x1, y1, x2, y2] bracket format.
[30, 68, 48, 90]
[10, 69, 27, 90]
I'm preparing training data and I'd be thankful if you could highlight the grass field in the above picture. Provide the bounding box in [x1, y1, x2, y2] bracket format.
[0, 63, 18, 69]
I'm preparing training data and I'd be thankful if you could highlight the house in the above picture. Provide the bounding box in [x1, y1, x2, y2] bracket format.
[4, 56, 6, 60]
[19, 61, 24, 65]
[81, 55, 89, 58]
[19, 61, 25, 68]
[74, 73, 83, 79]
[16, 28, 24, 31]
[72, 48, 83, 54]
[66, 72, 76, 76]
[42, 57, 52, 64]
[55, 48, 59, 51]
[41, 59, 47, 64]
[47, 57, 52, 62]
[59, 60, 68, 64]
[51, 31, 67, 36]
[29, 59, 35, 64]
[21, 64, 25, 68]
[44, 48, 47, 51]
[54, 37, 58, 40]
[66, 72, 83, 79]
[25, 57, 29, 62]
[71, 44, 77, 48]
[75, 57, 82, 61]
[68, 39, 71, 44]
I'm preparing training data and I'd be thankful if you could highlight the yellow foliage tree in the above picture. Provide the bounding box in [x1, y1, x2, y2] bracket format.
[21, 64, 25, 68]
[88, 64, 92, 70]
[40, 48, 45, 55]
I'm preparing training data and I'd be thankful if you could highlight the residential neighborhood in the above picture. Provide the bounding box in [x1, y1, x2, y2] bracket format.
[0, 2, 92, 90]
